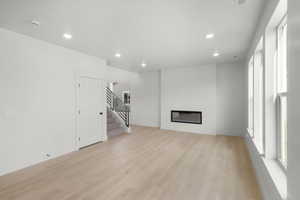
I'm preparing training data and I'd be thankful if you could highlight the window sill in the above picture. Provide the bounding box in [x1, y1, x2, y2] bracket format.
[262, 158, 287, 199]
[246, 133, 287, 200]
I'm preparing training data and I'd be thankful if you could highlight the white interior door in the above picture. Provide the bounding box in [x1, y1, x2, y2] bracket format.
[78, 77, 105, 148]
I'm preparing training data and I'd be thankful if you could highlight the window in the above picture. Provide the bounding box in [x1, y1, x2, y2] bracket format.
[253, 43, 264, 154]
[122, 91, 131, 104]
[276, 16, 287, 168]
[246, 0, 287, 198]
[248, 57, 254, 138]
[248, 38, 265, 154]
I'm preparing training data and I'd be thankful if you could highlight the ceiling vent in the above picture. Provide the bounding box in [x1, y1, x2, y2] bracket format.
[31, 20, 40, 26]
[234, 0, 247, 5]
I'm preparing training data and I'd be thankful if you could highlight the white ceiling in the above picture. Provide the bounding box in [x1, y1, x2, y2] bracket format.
[0, 0, 264, 71]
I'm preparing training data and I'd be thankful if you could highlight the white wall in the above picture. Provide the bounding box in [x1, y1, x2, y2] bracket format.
[130, 71, 161, 127]
[288, 0, 300, 199]
[112, 80, 132, 98]
[216, 62, 247, 136]
[160, 64, 246, 136]
[160, 65, 217, 135]
[0, 28, 138, 176]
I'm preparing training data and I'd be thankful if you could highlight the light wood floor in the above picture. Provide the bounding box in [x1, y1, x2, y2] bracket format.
[0, 126, 262, 200]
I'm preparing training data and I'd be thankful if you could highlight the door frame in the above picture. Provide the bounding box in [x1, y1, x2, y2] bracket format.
[75, 76, 107, 150]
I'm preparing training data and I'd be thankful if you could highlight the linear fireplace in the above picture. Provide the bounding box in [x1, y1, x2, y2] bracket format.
[171, 110, 202, 124]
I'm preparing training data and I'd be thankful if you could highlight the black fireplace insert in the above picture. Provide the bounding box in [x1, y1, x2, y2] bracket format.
[171, 110, 202, 124]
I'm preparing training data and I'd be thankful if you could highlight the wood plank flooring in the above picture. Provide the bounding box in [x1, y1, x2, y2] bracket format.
[0, 126, 262, 200]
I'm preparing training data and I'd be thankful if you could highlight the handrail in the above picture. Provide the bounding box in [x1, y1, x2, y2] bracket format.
[106, 87, 130, 127]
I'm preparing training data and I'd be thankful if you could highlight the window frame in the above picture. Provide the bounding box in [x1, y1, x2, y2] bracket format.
[248, 56, 254, 139]
[248, 37, 265, 155]
[276, 92, 287, 170]
[253, 44, 265, 155]
[275, 15, 288, 170]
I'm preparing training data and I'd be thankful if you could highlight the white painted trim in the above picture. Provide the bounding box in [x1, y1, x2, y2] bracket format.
[160, 69, 166, 129]
[132, 124, 159, 128]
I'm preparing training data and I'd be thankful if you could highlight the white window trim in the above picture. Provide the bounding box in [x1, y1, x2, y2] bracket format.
[275, 15, 288, 170]
[251, 38, 265, 155]
[246, 1, 288, 199]
[276, 92, 287, 171]
[248, 57, 255, 139]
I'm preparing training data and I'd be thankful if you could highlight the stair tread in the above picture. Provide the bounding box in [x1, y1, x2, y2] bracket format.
[107, 109, 126, 135]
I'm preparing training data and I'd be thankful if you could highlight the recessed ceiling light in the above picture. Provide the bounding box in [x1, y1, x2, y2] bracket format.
[141, 62, 147, 68]
[63, 33, 72, 40]
[115, 53, 121, 58]
[213, 52, 220, 57]
[206, 33, 214, 39]
[31, 20, 40, 26]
